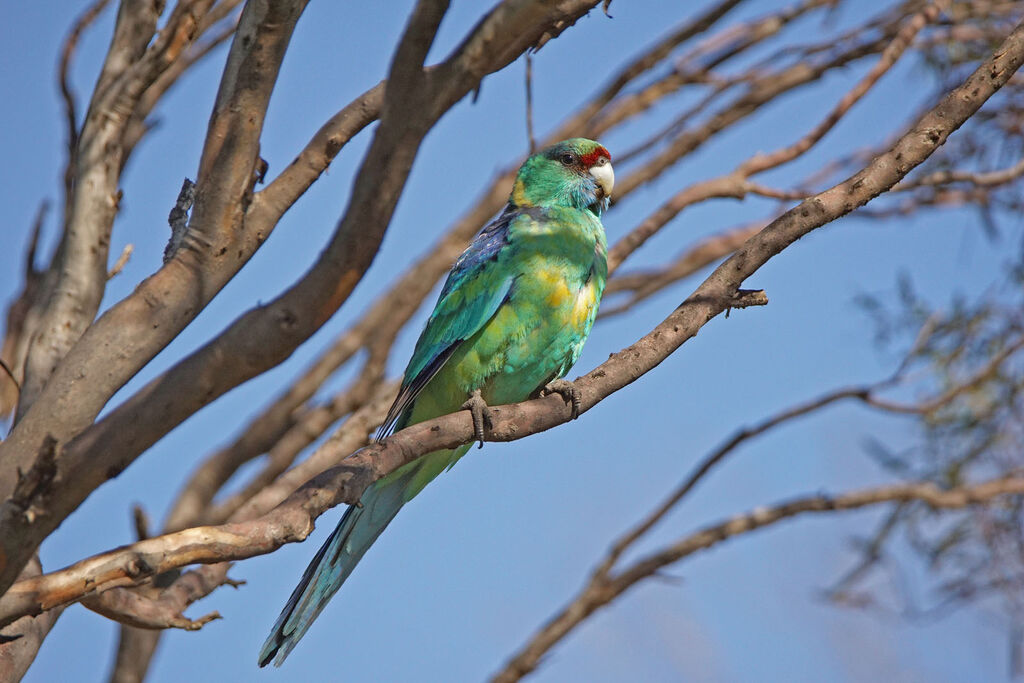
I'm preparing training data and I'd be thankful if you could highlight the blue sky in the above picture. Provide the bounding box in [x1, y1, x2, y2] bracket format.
[2, 1, 1018, 681]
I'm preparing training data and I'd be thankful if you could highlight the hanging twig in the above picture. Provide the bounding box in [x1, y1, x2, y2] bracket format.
[525, 53, 537, 154]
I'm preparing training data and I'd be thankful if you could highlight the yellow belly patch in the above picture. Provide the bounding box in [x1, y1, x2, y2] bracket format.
[535, 269, 572, 308]
[571, 281, 598, 328]
[532, 268, 598, 328]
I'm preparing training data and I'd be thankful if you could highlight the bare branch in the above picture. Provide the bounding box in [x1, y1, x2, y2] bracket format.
[202, 354, 389, 525]
[739, 3, 941, 176]
[615, 16, 905, 195]
[607, 1, 935, 275]
[557, 0, 746, 133]
[525, 53, 537, 153]
[0, 202, 49, 416]
[121, 3, 244, 158]
[108, 627, 160, 683]
[867, 335, 1024, 414]
[0, 0, 314, 596]
[57, 0, 113, 210]
[106, 244, 133, 279]
[18, 0, 214, 415]
[82, 566, 242, 630]
[0, 607, 62, 682]
[105, 502, 163, 683]
[600, 331, 1024, 578]
[493, 320, 1024, 680]
[0, 558, 63, 682]
[594, 0, 833, 147]
[602, 220, 763, 317]
[492, 476, 1024, 682]
[227, 379, 398, 523]
[894, 156, 1024, 190]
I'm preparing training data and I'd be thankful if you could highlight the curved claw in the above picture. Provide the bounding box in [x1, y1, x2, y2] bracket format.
[542, 379, 582, 419]
[460, 389, 492, 448]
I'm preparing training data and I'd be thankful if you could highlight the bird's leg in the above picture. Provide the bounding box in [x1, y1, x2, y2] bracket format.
[460, 389, 493, 449]
[542, 379, 582, 420]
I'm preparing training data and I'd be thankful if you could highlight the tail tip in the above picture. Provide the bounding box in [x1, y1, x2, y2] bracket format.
[258, 637, 288, 668]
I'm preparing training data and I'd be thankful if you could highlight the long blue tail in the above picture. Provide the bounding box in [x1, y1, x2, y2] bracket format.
[258, 446, 467, 666]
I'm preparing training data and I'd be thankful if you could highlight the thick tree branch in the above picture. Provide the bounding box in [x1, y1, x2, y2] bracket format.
[18, 0, 215, 415]
[0, 557, 63, 682]
[108, 626, 159, 683]
[0, 607, 62, 682]
[0, 0, 313, 596]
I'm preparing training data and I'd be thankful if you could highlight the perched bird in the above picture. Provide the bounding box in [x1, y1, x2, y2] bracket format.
[259, 138, 613, 667]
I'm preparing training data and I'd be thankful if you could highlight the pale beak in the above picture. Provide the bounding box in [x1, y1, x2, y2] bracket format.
[589, 161, 614, 198]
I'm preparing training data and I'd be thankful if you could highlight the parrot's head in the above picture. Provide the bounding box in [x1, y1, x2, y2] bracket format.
[511, 138, 614, 215]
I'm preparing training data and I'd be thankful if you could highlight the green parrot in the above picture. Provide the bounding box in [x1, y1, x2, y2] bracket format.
[259, 138, 613, 666]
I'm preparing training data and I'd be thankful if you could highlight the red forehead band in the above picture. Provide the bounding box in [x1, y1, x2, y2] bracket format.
[579, 146, 611, 167]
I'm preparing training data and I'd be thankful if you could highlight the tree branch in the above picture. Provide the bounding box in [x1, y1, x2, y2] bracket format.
[602, 220, 763, 317]
[0, 202, 49, 416]
[18, 0, 215, 415]
[607, 1, 936, 273]
[0, 0, 313, 597]
[491, 476, 1024, 682]
[0, 556, 63, 682]
[81, 566, 242, 630]
[57, 0, 113, 213]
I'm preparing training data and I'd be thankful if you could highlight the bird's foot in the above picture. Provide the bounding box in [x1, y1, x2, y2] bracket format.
[542, 379, 582, 420]
[461, 389, 493, 449]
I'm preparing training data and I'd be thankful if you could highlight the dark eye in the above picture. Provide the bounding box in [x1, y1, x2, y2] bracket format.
[559, 153, 576, 165]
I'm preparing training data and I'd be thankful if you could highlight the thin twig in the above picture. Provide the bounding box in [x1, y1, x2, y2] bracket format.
[107, 244, 133, 279]
[894, 157, 1024, 191]
[57, 0, 112, 207]
[525, 53, 536, 154]
[492, 476, 1024, 682]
